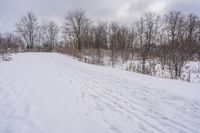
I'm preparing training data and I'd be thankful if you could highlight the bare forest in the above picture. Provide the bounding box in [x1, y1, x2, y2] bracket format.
[1, 9, 200, 81]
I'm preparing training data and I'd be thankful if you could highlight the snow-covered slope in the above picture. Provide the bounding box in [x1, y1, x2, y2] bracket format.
[0, 53, 199, 133]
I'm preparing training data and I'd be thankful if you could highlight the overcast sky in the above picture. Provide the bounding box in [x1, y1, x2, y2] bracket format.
[0, 0, 200, 33]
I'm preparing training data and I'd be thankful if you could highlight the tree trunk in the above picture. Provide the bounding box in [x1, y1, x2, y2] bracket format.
[78, 39, 81, 51]
[175, 65, 178, 78]
[142, 58, 146, 73]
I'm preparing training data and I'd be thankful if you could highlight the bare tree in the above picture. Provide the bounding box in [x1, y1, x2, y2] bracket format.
[109, 22, 119, 66]
[185, 13, 199, 57]
[16, 12, 38, 50]
[94, 21, 108, 52]
[197, 20, 200, 56]
[135, 17, 145, 72]
[0, 33, 24, 59]
[136, 13, 160, 73]
[164, 10, 189, 78]
[63, 8, 90, 51]
[129, 26, 137, 60]
[0, 33, 8, 57]
[165, 11, 180, 77]
[116, 25, 130, 59]
[186, 14, 198, 42]
[165, 11, 181, 45]
[42, 21, 60, 51]
[37, 23, 46, 47]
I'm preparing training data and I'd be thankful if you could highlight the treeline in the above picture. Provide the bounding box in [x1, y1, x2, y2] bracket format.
[62, 9, 200, 78]
[0, 9, 200, 79]
[0, 33, 25, 60]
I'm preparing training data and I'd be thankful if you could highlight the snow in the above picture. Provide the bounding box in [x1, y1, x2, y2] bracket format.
[85, 56, 200, 83]
[0, 53, 200, 133]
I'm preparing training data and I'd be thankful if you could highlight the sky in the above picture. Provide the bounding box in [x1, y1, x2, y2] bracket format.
[0, 0, 200, 33]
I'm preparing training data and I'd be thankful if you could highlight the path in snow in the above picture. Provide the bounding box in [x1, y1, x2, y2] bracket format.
[0, 53, 200, 133]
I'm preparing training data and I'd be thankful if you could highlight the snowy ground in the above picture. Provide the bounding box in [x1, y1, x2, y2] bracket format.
[83, 55, 200, 83]
[0, 53, 200, 133]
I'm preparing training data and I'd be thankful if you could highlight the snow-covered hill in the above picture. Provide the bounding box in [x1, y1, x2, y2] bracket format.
[0, 53, 200, 133]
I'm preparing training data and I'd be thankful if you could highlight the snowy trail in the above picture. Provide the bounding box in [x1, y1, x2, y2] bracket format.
[0, 53, 200, 133]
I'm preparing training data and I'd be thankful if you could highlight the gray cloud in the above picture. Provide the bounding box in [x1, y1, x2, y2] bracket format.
[0, 0, 199, 33]
[167, 0, 200, 14]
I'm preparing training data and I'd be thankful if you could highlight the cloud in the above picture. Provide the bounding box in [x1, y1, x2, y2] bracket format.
[0, 0, 199, 33]
[166, 0, 200, 14]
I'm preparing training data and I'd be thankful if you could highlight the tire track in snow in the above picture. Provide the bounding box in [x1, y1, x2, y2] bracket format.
[77, 66, 200, 133]
[60, 69, 166, 133]
[87, 84, 196, 133]
[94, 83, 199, 133]
[60, 60, 199, 133]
